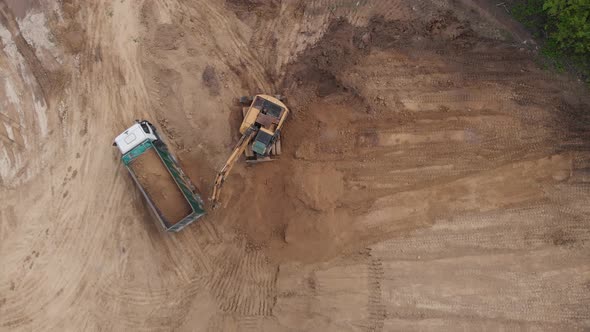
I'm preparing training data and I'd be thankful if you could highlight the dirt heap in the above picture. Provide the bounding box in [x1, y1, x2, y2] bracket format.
[206, 13, 494, 261]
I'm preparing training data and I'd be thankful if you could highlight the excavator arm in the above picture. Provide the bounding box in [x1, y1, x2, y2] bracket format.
[210, 128, 257, 207]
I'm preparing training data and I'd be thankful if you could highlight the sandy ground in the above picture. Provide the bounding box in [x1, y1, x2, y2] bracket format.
[0, 0, 589, 331]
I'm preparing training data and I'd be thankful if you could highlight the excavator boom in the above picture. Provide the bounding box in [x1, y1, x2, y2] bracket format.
[210, 128, 257, 207]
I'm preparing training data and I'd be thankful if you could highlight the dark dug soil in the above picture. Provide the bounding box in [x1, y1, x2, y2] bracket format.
[129, 148, 192, 226]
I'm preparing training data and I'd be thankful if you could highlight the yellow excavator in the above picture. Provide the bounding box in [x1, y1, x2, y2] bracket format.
[210, 94, 289, 207]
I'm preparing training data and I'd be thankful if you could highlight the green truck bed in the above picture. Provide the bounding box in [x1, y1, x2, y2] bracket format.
[122, 140, 206, 232]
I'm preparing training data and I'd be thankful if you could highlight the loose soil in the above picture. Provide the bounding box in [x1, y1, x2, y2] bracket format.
[1, 0, 589, 331]
[129, 148, 192, 226]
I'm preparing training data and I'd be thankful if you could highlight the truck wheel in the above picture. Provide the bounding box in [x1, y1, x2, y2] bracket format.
[274, 95, 285, 102]
[239, 96, 253, 106]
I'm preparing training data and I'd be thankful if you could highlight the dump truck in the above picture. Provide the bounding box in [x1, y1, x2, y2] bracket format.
[113, 120, 206, 232]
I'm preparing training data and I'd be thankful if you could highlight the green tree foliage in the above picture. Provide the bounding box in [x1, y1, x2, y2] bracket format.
[512, 0, 548, 34]
[512, 0, 590, 80]
[543, 0, 590, 55]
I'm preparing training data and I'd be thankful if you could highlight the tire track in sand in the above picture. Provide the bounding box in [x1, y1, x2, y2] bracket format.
[365, 248, 386, 332]
[207, 239, 278, 316]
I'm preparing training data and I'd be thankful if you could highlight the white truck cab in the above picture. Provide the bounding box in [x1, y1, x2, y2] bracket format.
[113, 120, 158, 155]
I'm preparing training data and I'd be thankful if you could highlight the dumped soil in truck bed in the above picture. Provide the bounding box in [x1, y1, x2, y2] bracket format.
[129, 148, 192, 226]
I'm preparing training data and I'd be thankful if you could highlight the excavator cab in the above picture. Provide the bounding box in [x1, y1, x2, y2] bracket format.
[252, 129, 274, 155]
